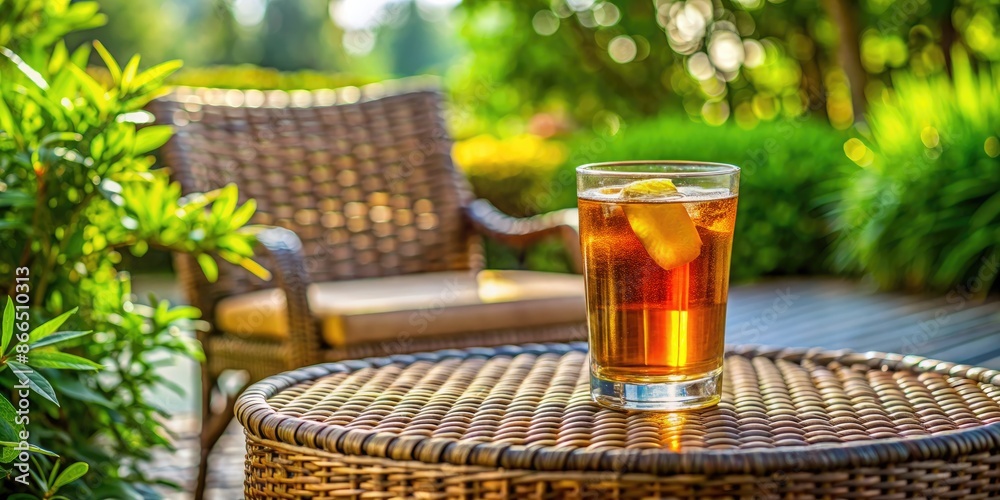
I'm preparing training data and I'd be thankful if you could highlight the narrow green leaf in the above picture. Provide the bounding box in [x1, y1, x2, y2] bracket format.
[0, 191, 35, 208]
[229, 199, 257, 230]
[52, 462, 89, 490]
[110, 171, 155, 183]
[212, 184, 239, 220]
[0, 220, 28, 231]
[129, 60, 183, 93]
[196, 254, 218, 282]
[221, 235, 254, 257]
[121, 54, 140, 92]
[93, 41, 121, 83]
[67, 63, 107, 111]
[178, 336, 206, 362]
[970, 191, 1000, 229]
[48, 461, 60, 491]
[29, 330, 91, 349]
[65, 1, 106, 31]
[0, 47, 49, 90]
[55, 378, 113, 408]
[217, 249, 244, 265]
[19, 84, 65, 122]
[66, 42, 89, 68]
[2, 296, 13, 355]
[39, 132, 82, 148]
[132, 125, 173, 155]
[0, 394, 23, 463]
[176, 188, 223, 218]
[241, 257, 272, 281]
[0, 441, 57, 457]
[0, 98, 18, 140]
[151, 374, 187, 396]
[7, 362, 58, 407]
[29, 351, 102, 371]
[7, 492, 42, 499]
[163, 305, 201, 323]
[27, 308, 78, 344]
[48, 41, 69, 76]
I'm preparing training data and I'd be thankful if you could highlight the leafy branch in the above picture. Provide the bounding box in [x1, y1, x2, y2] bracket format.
[0, 298, 92, 497]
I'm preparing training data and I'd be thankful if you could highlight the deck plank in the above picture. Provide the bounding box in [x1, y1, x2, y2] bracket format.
[726, 278, 1000, 369]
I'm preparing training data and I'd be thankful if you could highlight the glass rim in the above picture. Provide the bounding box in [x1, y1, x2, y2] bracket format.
[576, 160, 740, 178]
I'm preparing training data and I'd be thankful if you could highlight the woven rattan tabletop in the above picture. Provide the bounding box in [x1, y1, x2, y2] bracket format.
[237, 342, 1000, 477]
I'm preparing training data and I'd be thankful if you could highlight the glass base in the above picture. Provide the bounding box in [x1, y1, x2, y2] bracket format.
[590, 367, 723, 412]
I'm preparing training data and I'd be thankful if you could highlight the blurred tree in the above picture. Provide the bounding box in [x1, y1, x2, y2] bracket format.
[450, 0, 1000, 136]
[58, 0, 1000, 135]
[65, 0, 461, 79]
[258, 0, 336, 70]
[64, 0, 237, 66]
[824, 0, 868, 119]
[390, 2, 458, 75]
[450, 0, 843, 136]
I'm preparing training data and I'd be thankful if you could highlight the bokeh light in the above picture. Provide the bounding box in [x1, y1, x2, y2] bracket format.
[533, 10, 560, 36]
[663, 0, 711, 55]
[708, 30, 745, 73]
[687, 52, 714, 80]
[844, 138, 873, 167]
[701, 100, 730, 125]
[743, 39, 765, 68]
[567, 0, 597, 12]
[986, 137, 1000, 158]
[608, 35, 638, 63]
[230, 0, 267, 27]
[593, 3, 621, 26]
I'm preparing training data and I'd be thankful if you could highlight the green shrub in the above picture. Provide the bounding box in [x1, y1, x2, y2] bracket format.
[544, 116, 850, 282]
[832, 51, 1000, 292]
[0, 1, 265, 497]
[453, 134, 568, 218]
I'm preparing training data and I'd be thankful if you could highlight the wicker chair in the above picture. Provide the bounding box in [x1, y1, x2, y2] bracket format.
[151, 78, 586, 498]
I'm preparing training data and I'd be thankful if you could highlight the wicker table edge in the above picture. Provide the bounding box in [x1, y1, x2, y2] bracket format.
[235, 342, 1000, 476]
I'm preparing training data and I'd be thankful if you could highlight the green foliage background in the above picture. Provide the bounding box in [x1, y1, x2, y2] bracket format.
[833, 49, 1000, 292]
[0, 1, 993, 497]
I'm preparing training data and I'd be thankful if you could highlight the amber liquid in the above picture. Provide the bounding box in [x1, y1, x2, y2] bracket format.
[580, 189, 737, 382]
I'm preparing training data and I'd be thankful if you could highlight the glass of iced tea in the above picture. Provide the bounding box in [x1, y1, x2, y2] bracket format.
[577, 161, 739, 411]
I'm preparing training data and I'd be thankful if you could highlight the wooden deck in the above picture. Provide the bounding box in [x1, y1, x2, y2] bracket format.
[146, 276, 1000, 498]
[727, 277, 1000, 367]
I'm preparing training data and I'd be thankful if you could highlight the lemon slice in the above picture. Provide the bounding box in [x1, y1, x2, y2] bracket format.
[621, 179, 702, 270]
[621, 178, 682, 199]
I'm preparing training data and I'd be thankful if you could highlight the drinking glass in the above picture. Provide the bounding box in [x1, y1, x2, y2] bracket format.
[577, 161, 740, 411]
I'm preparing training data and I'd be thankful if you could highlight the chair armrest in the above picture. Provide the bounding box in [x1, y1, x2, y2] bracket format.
[466, 199, 582, 273]
[255, 227, 321, 369]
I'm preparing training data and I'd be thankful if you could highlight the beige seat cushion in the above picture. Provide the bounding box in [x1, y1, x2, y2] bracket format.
[215, 270, 585, 346]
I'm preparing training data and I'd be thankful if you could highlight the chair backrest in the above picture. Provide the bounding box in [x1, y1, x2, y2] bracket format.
[152, 79, 479, 308]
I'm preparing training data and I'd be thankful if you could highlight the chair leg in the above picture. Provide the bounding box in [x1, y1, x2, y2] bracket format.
[194, 365, 237, 500]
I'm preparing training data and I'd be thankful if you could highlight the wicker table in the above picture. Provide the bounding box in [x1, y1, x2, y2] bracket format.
[237, 342, 1000, 499]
